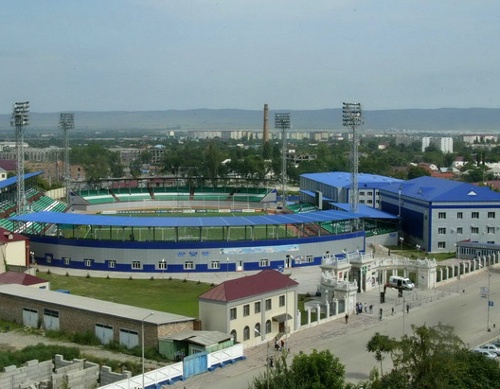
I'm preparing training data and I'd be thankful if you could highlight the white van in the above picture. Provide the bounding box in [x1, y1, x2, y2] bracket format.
[388, 275, 415, 291]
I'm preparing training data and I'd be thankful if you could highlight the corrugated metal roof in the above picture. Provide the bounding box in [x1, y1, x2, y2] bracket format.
[301, 171, 402, 188]
[383, 176, 500, 202]
[10, 209, 358, 228]
[0, 284, 194, 324]
[0, 172, 43, 190]
[164, 330, 231, 346]
[199, 270, 298, 303]
[332, 203, 398, 219]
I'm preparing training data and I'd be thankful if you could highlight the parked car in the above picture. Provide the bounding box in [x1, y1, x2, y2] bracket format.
[472, 348, 497, 359]
[476, 344, 500, 356]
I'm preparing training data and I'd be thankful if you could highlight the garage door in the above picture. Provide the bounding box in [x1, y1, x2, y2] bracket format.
[95, 324, 114, 345]
[119, 328, 139, 349]
[23, 308, 38, 328]
[43, 309, 60, 331]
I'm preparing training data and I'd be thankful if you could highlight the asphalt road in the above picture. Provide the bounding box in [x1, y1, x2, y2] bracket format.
[170, 267, 500, 389]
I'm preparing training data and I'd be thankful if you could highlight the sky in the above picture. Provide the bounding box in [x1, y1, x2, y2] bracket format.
[1, 0, 500, 113]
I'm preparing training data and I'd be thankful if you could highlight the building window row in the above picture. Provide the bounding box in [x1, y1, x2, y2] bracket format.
[441, 211, 496, 220]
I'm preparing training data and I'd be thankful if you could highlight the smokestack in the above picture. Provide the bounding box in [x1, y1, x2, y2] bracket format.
[263, 104, 269, 144]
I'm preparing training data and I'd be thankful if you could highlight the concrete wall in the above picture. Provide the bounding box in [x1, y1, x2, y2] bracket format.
[0, 355, 131, 389]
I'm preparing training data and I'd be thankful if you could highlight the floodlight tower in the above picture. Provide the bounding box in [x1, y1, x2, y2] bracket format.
[342, 102, 363, 214]
[60, 113, 74, 205]
[274, 112, 290, 207]
[11, 102, 30, 215]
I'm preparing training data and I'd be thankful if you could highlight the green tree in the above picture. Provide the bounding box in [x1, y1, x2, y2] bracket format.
[367, 332, 394, 375]
[250, 349, 346, 389]
[365, 324, 500, 389]
[407, 165, 431, 180]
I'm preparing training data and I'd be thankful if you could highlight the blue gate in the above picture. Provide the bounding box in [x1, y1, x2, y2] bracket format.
[183, 351, 208, 379]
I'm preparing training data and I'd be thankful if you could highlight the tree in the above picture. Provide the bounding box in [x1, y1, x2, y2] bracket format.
[407, 165, 430, 180]
[367, 332, 395, 375]
[365, 324, 500, 389]
[250, 349, 346, 389]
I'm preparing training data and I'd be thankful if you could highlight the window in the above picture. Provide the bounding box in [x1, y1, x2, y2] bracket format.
[259, 259, 269, 267]
[438, 242, 446, 249]
[184, 261, 195, 270]
[472, 212, 479, 219]
[230, 308, 237, 320]
[457, 227, 463, 234]
[230, 329, 237, 342]
[63, 257, 71, 265]
[254, 323, 261, 337]
[438, 228, 446, 234]
[158, 260, 167, 270]
[243, 326, 250, 341]
[132, 261, 141, 269]
[471, 227, 479, 234]
[279, 295, 285, 307]
[254, 301, 261, 314]
[243, 304, 250, 317]
[488, 212, 496, 219]
[367, 200, 373, 204]
[210, 261, 220, 269]
[438, 212, 446, 219]
[488, 227, 495, 234]
[265, 320, 271, 334]
[306, 255, 313, 263]
[45, 254, 52, 264]
[457, 212, 463, 219]
[265, 298, 272, 311]
[359, 191, 365, 196]
[84, 259, 93, 267]
[367, 191, 373, 196]
[108, 260, 116, 269]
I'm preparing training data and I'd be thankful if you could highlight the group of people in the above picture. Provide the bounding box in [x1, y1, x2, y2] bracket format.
[355, 301, 374, 315]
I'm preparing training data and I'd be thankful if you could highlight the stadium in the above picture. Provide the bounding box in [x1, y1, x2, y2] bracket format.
[3, 174, 398, 274]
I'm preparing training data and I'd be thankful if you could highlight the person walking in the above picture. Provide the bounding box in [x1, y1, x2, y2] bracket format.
[406, 303, 410, 314]
[379, 308, 383, 320]
[345, 313, 349, 324]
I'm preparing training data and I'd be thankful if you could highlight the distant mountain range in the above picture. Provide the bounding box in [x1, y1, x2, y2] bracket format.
[1, 108, 500, 133]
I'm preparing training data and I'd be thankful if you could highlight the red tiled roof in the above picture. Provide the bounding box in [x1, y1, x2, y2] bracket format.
[0, 228, 28, 243]
[0, 160, 16, 172]
[0, 271, 47, 286]
[199, 270, 299, 303]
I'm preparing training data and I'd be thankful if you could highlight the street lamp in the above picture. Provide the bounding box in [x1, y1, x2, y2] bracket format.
[161, 258, 165, 279]
[399, 237, 404, 251]
[254, 328, 269, 389]
[142, 312, 154, 389]
[416, 245, 421, 257]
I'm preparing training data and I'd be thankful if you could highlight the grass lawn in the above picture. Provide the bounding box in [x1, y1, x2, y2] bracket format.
[38, 272, 214, 319]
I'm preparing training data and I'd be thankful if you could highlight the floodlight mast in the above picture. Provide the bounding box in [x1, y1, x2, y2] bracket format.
[60, 113, 74, 206]
[342, 102, 363, 215]
[274, 113, 290, 208]
[11, 102, 30, 215]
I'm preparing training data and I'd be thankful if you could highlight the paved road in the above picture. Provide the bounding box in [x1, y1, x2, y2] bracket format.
[169, 266, 500, 388]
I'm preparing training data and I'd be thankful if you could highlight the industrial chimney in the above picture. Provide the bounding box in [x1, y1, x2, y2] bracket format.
[263, 104, 269, 144]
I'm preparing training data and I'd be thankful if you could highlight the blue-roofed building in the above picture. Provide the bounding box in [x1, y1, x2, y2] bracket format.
[380, 176, 500, 253]
[299, 172, 402, 209]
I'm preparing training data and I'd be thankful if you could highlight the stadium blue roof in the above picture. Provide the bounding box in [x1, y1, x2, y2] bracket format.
[332, 203, 398, 219]
[383, 176, 500, 202]
[0, 172, 43, 190]
[300, 171, 402, 188]
[10, 209, 359, 228]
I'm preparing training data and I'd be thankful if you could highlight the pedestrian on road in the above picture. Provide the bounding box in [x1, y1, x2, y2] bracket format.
[406, 303, 410, 314]
[345, 313, 349, 324]
[379, 308, 383, 320]
[392, 307, 395, 315]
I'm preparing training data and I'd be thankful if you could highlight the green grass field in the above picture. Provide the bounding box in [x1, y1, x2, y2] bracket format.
[39, 272, 213, 318]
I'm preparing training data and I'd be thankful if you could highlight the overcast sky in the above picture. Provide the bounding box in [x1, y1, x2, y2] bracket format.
[1, 0, 499, 113]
